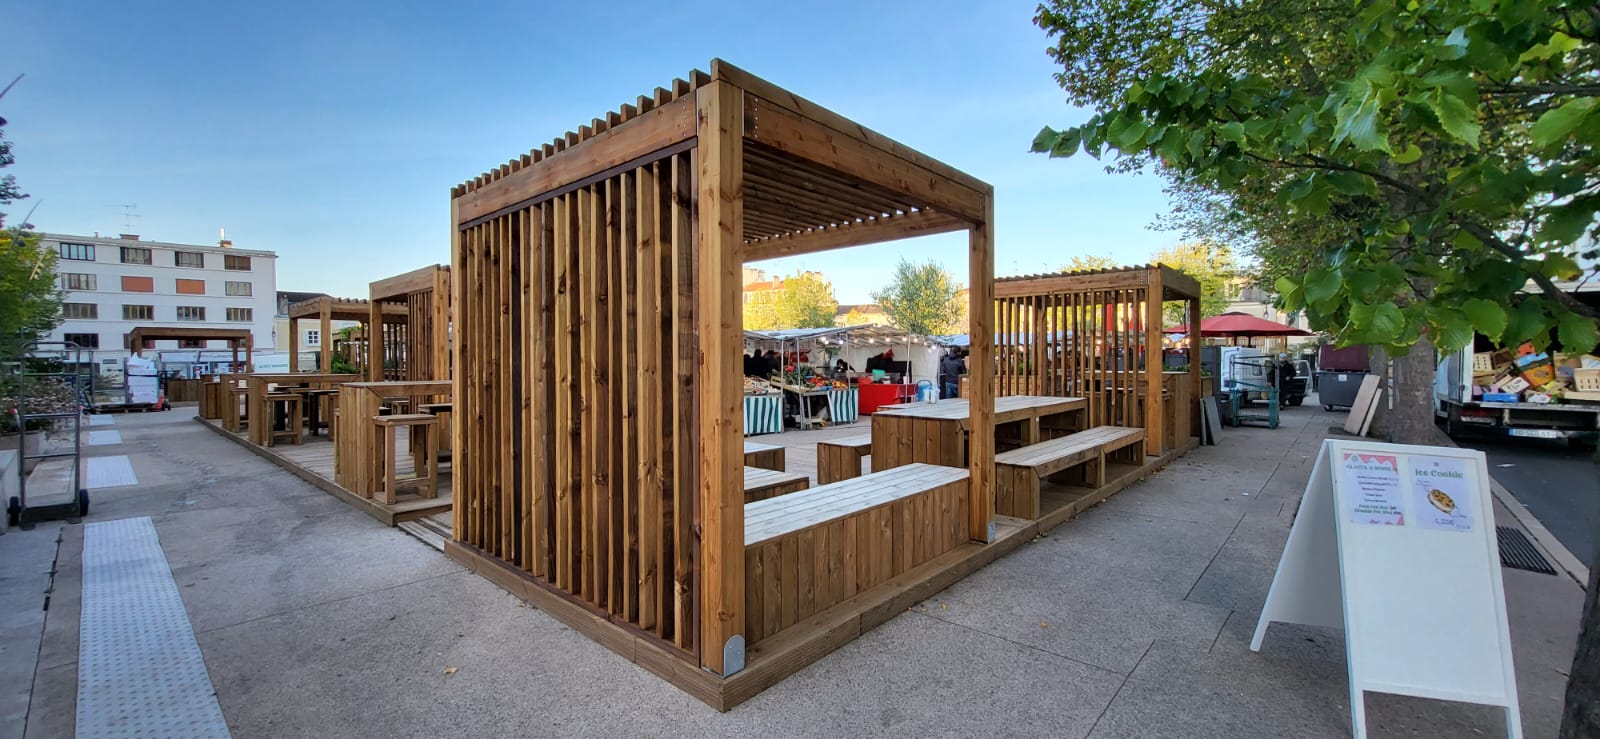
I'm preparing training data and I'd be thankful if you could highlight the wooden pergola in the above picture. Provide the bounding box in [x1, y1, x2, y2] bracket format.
[127, 327, 253, 371]
[368, 265, 451, 382]
[992, 264, 1202, 454]
[285, 296, 404, 373]
[446, 59, 994, 705]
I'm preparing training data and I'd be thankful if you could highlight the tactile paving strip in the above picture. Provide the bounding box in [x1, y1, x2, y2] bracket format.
[87, 415, 114, 426]
[87, 430, 123, 446]
[86, 456, 138, 489]
[78, 517, 231, 738]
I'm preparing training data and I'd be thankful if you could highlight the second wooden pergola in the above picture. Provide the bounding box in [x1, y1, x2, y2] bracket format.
[368, 265, 451, 382]
[285, 296, 404, 374]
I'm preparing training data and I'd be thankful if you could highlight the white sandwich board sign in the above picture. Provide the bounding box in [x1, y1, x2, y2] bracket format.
[1251, 439, 1521, 738]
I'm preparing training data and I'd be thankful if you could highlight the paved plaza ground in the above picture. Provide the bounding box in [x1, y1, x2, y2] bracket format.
[0, 399, 1584, 738]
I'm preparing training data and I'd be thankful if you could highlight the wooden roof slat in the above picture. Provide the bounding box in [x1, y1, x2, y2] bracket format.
[744, 144, 919, 216]
[742, 209, 968, 262]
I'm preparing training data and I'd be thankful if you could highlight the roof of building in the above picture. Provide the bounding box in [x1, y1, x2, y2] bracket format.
[40, 232, 277, 258]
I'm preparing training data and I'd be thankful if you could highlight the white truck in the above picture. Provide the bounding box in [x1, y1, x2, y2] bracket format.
[1435, 343, 1600, 447]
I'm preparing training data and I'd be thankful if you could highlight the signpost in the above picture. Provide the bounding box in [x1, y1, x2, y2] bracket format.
[1252, 439, 1522, 738]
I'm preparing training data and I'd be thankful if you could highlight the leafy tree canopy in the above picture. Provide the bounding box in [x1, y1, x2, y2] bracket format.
[1152, 241, 1242, 323]
[743, 272, 839, 330]
[0, 125, 60, 357]
[1061, 254, 1120, 272]
[872, 259, 965, 336]
[1033, 0, 1600, 355]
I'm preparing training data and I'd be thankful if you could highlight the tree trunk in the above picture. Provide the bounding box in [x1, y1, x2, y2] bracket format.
[1367, 345, 1393, 439]
[1387, 336, 1437, 444]
[1562, 535, 1600, 737]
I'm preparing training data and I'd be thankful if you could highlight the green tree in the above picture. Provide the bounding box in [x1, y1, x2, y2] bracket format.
[0, 125, 61, 358]
[1032, 1, 1600, 733]
[1060, 254, 1120, 272]
[773, 272, 838, 328]
[841, 307, 873, 326]
[742, 300, 779, 331]
[1151, 242, 1241, 323]
[871, 259, 964, 335]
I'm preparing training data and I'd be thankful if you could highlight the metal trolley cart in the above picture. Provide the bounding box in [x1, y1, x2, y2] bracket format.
[6, 341, 89, 528]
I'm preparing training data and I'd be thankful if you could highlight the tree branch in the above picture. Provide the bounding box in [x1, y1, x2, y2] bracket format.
[1455, 219, 1600, 319]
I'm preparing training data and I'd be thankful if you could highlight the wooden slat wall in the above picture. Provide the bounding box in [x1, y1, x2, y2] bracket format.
[993, 285, 1152, 433]
[453, 149, 698, 657]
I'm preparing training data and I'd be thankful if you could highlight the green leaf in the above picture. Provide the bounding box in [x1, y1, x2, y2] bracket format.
[1050, 128, 1083, 158]
[1436, 26, 1469, 60]
[1392, 143, 1422, 164]
[1434, 315, 1475, 352]
[1502, 300, 1548, 345]
[1520, 31, 1581, 62]
[1304, 268, 1341, 304]
[1536, 200, 1597, 245]
[1530, 98, 1598, 148]
[1030, 126, 1058, 153]
[1333, 97, 1392, 153]
[1425, 90, 1480, 147]
[1217, 121, 1245, 144]
[1461, 298, 1507, 338]
[1369, 303, 1404, 341]
[1541, 253, 1583, 280]
[1558, 312, 1599, 352]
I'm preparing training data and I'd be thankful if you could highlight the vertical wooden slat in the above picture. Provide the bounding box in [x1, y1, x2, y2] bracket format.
[968, 196, 995, 543]
[620, 171, 640, 621]
[672, 150, 698, 650]
[554, 194, 574, 590]
[1145, 273, 1164, 455]
[637, 162, 661, 632]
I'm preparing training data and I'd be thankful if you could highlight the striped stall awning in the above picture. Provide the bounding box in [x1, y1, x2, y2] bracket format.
[744, 394, 783, 436]
[827, 388, 859, 424]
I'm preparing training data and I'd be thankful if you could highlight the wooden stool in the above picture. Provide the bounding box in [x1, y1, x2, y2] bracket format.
[325, 392, 342, 441]
[225, 385, 250, 433]
[266, 393, 304, 447]
[817, 436, 872, 484]
[371, 413, 439, 504]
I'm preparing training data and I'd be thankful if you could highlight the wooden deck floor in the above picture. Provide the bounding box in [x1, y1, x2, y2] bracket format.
[196, 417, 452, 526]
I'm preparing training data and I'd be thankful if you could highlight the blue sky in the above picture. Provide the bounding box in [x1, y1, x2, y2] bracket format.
[5, 0, 1179, 304]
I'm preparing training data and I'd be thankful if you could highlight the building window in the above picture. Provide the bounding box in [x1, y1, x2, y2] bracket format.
[63, 333, 100, 349]
[179, 339, 205, 349]
[305, 329, 320, 347]
[176, 306, 206, 321]
[121, 275, 154, 292]
[174, 250, 205, 268]
[176, 278, 206, 295]
[120, 246, 152, 265]
[226, 307, 253, 322]
[58, 242, 95, 261]
[225, 281, 252, 297]
[224, 254, 251, 271]
[62, 303, 98, 319]
[60, 273, 97, 291]
[123, 304, 154, 321]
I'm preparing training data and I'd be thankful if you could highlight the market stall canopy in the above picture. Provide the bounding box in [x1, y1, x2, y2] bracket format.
[1164, 312, 1314, 338]
[745, 324, 941, 345]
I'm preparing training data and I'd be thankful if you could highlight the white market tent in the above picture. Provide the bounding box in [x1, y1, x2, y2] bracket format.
[744, 324, 946, 385]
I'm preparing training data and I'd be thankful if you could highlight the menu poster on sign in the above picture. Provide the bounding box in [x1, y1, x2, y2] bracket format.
[1410, 455, 1476, 533]
[1340, 452, 1405, 526]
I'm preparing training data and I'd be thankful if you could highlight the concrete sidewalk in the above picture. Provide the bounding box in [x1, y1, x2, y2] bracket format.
[5, 403, 1585, 738]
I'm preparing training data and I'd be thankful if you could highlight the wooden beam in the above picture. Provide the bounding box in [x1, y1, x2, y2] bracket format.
[993, 271, 1151, 298]
[319, 303, 332, 374]
[696, 80, 745, 676]
[370, 265, 441, 302]
[368, 298, 383, 381]
[455, 96, 698, 224]
[1144, 270, 1165, 454]
[288, 316, 299, 373]
[433, 267, 452, 380]
[967, 193, 996, 543]
[1157, 264, 1202, 301]
[741, 93, 987, 225]
[741, 210, 968, 262]
[712, 59, 991, 197]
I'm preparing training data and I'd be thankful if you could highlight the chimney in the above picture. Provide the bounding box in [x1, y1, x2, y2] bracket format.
[219, 227, 232, 248]
[219, 239, 233, 249]
[119, 233, 140, 241]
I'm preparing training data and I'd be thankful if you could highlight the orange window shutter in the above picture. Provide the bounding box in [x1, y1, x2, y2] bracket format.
[121, 276, 154, 292]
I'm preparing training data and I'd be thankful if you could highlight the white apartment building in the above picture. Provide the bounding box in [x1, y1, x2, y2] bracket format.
[39, 233, 278, 367]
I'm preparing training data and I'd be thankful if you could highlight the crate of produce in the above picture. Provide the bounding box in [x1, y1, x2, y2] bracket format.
[1570, 368, 1600, 402]
[1472, 353, 1495, 373]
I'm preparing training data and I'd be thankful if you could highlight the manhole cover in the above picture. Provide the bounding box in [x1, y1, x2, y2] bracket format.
[1496, 526, 1556, 575]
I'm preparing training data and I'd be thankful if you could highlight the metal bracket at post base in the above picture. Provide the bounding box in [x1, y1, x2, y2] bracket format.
[704, 635, 745, 677]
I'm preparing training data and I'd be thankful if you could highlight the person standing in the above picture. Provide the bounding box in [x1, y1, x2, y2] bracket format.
[939, 349, 967, 399]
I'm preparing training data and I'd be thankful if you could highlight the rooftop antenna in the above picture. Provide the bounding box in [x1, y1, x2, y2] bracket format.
[104, 203, 140, 232]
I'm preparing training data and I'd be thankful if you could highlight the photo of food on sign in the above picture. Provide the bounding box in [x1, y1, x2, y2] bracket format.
[1408, 455, 1475, 533]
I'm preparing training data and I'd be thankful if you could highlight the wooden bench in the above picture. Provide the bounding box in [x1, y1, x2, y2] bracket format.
[744, 463, 970, 644]
[994, 426, 1146, 519]
[743, 441, 786, 472]
[371, 413, 440, 504]
[816, 435, 871, 484]
[743, 466, 810, 503]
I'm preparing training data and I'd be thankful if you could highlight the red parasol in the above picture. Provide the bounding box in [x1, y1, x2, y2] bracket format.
[1163, 311, 1314, 338]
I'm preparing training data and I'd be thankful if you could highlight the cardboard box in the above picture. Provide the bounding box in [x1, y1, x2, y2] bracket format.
[1500, 376, 1531, 394]
[1526, 392, 1554, 404]
[1520, 363, 1556, 387]
[1482, 392, 1520, 403]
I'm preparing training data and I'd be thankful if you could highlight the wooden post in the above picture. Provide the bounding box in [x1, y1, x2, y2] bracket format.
[320, 301, 332, 374]
[289, 316, 300, 373]
[434, 268, 452, 380]
[1144, 271, 1164, 454]
[696, 79, 744, 676]
[368, 300, 383, 381]
[967, 196, 995, 543]
[1188, 294, 1202, 437]
[449, 200, 466, 543]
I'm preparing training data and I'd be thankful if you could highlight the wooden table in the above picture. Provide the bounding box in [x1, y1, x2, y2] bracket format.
[871, 396, 1087, 471]
[295, 388, 340, 436]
